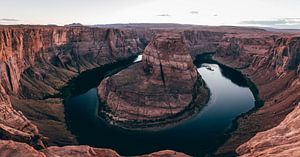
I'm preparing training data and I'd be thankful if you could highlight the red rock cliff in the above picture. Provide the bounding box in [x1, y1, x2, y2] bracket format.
[214, 33, 300, 156]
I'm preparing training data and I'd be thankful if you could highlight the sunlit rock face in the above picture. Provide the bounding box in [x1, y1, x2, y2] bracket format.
[98, 32, 209, 129]
[236, 103, 300, 157]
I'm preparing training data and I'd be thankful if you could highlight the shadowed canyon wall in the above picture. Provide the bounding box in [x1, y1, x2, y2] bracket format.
[0, 25, 147, 148]
[214, 33, 300, 155]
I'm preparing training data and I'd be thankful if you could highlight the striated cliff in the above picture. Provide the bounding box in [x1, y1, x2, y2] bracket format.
[0, 26, 146, 97]
[0, 25, 146, 147]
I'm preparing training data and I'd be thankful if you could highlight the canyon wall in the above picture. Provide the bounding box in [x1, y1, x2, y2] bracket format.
[0, 26, 146, 147]
[183, 30, 225, 57]
[214, 33, 300, 156]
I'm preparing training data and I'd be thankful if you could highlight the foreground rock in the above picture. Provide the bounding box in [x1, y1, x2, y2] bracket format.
[236, 103, 300, 157]
[98, 32, 209, 129]
[0, 140, 190, 157]
[0, 140, 45, 157]
[0, 85, 44, 149]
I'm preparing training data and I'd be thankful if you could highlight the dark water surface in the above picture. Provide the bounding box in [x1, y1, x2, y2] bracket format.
[63, 55, 255, 156]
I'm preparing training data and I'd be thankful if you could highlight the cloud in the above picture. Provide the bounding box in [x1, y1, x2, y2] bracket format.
[0, 18, 19, 22]
[240, 18, 300, 26]
[157, 14, 171, 17]
[190, 11, 199, 14]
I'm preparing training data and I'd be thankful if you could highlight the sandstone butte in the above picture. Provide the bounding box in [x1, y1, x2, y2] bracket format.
[98, 32, 209, 129]
[0, 24, 299, 156]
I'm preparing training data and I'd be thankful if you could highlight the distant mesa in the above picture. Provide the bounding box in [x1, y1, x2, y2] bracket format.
[98, 32, 209, 130]
[64, 23, 84, 27]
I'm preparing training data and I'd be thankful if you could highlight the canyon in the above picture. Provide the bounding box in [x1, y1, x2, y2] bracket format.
[0, 24, 299, 156]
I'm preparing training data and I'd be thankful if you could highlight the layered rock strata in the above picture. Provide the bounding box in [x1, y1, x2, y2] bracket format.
[98, 32, 209, 129]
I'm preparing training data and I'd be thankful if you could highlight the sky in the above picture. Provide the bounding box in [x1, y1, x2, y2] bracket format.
[0, 0, 300, 29]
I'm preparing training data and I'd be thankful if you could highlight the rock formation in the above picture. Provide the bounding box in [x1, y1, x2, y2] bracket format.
[0, 140, 190, 157]
[98, 32, 209, 129]
[0, 85, 43, 149]
[236, 103, 300, 157]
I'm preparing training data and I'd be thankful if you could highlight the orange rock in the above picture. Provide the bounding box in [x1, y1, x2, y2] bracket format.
[237, 103, 300, 157]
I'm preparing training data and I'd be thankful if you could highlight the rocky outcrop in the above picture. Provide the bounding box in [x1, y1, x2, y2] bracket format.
[236, 103, 300, 157]
[0, 85, 43, 149]
[42, 145, 120, 157]
[0, 140, 190, 157]
[98, 32, 209, 129]
[0, 140, 45, 157]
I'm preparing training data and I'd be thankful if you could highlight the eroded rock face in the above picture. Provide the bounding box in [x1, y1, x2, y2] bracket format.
[142, 32, 199, 89]
[0, 85, 44, 149]
[98, 32, 209, 129]
[270, 36, 300, 72]
[236, 103, 300, 157]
